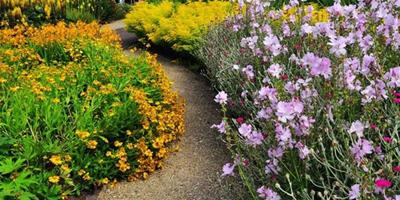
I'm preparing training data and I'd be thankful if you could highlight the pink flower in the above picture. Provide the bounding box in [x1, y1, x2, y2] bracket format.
[296, 142, 310, 159]
[351, 139, 374, 164]
[211, 121, 226, 134]
[393, 166, 400, 172]
[258, 87, 278, 103]
[257, 186, 281, 200]
[384, 67, 400, 88]
[328, 36, 347, 57]
[238, 123, 252, 137]
[247, 131, 264, 146]
[383, 136, 393, 143]
[394, 98, 400, 104]
[268, 64, 283, 78]
[349, 184, 361, 200]
[348, 120, 365, 138]
[222, 163, 235, 176]
[242, 65, 255, 80]
[215, 91, 228, 105]
[370, 123, 378, 129]
[375, 179, 392, 188]
[310, 57, 332, 79]
[276, 100, 304, 123]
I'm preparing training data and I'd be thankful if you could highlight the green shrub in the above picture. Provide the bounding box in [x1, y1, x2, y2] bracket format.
[66, 7, 96, 23]
[125, 1, 235, 53]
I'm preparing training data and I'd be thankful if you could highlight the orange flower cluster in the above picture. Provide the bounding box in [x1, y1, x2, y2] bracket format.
[0, 22, 185, 198]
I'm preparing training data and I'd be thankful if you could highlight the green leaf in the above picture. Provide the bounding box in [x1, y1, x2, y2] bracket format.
[0, 158, 25, 175]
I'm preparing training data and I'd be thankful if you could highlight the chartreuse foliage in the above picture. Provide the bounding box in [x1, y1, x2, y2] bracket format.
[125, 1, 235, 53]
[0, 22, 184, 199]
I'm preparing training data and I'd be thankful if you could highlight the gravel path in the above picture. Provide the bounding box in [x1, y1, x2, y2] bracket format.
[96, 20, 237, 200]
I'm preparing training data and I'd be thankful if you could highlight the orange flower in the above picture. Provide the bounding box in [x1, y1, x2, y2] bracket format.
[86, 140, 98, 149]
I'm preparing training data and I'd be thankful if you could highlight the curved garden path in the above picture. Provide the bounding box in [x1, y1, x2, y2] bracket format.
[94, 20, 238, 200]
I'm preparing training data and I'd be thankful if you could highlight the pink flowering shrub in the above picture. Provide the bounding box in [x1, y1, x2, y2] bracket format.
[198, 0, 400, 199]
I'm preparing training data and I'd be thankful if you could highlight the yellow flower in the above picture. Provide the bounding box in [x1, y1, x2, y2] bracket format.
[83, 173, 91, 181]
[76, 130, 90, 139]
[50, 155, 62, 165]
[10, 86, 20, 92]
[78, 169, 86, 176]
[126, 143, 134, 150]
[52, 98, 60, 104]
[106, 151, 113, 157]
[64, 155, 72, 162]
[61, 164, 70, 172]
[48, 175, 60, 184]
[100, 177, 110, 184]
[86, 140, 98, 149]
[126, 130, 133, 136]
[114, 141, 123, 147]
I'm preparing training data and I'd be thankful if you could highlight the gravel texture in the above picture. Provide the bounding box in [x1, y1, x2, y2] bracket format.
[93, 20, 239, 200]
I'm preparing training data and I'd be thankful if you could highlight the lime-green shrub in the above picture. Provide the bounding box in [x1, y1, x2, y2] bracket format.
[0, 22, 185, 199]
[125, 1, 234, 53]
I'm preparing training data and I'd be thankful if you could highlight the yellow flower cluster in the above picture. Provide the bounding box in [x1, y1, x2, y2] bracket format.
[125, 1, 235, 52]
[281, 3, 329, 24]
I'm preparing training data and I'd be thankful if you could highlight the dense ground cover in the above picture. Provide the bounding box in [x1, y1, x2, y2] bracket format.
[0, 22, 184, 199]
[125, 1, 235, 53]
[198, 0, 400, 199]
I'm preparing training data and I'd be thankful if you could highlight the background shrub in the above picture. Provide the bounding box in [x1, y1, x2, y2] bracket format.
[125, 1, 235, 53]
[0, 22, 184, 199]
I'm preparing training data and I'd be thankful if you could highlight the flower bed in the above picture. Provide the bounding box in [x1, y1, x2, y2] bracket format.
[0, 0, 66, 27]
[199, 0, 400, 199]
[125, 1, 235, 53]
[0, 22, 184, 199]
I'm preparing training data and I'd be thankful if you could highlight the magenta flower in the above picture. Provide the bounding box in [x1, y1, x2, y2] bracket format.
[375, 179, 392, 188]
[222, 163, 235, 176]
[214, 91, 228, 105]
[349, 184, 361, 200]
[236, 117, 245, 124]
[383, 136, 393, 143]
[393, 166, 400, 172]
